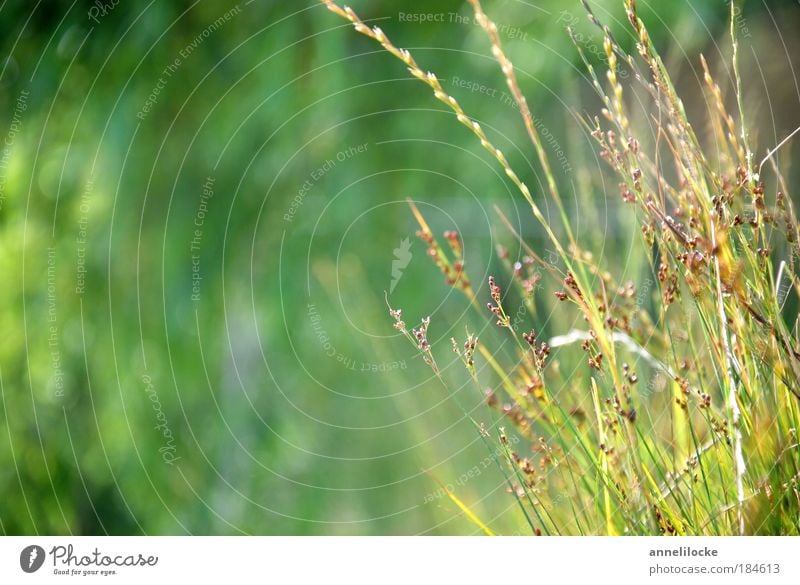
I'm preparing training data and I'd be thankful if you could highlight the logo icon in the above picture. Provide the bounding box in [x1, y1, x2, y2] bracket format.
[390, 237, 412, 294]
[20, 545, 45, 573]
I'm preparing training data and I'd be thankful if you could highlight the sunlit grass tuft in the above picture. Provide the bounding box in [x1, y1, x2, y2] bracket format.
[323, 0, 800, 535]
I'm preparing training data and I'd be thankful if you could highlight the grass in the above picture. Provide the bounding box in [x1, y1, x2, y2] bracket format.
[322, 0, 800, 535]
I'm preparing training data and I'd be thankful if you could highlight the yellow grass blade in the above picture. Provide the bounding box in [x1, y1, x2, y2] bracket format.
[429, 475, 495, 536]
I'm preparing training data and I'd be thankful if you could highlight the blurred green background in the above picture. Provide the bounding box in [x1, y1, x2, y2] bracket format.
[1, 0, 798, 534]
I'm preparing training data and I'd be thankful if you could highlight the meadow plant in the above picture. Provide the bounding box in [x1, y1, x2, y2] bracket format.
[323, 0, 800, 535]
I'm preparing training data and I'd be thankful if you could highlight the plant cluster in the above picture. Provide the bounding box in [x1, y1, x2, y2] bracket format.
[323, 0, 800, 535]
